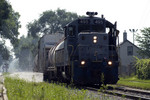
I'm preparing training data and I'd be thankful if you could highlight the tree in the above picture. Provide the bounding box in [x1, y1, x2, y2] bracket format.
[0, 41, 10, 66]
[15, 36, 39, 58]
[0, 0, 10, 29]
[27, 8, 79, 38]
[0, 0, 20, 46]
[0, 9, 20, 47]
[136, 27, 150, 57]
[0, 0, 20, 63]
[14, 35, 39, 70]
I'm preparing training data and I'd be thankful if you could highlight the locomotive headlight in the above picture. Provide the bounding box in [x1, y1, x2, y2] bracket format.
[93, 39, 97, 43]
[93, 36, 97, 43]
[108, 61, 112, 66]
[93, 36, 97, 40]
[81, 61, 85, 65]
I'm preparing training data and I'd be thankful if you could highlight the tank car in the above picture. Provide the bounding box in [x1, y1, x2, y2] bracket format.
[44, 12, 119, 85]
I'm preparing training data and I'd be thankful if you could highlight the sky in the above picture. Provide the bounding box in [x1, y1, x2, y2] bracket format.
[8, 0, 150, 44]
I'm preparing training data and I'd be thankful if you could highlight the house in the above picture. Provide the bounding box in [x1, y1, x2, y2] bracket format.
[118, 31, 142, 76]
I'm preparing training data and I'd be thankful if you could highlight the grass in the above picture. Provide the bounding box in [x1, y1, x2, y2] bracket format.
[4, 76, 113, 100]
[6, 73, 150, 99]
[117, 76, 150, 90]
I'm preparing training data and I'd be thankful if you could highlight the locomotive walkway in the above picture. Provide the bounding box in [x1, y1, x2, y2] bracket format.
[0, 73, 8, 100]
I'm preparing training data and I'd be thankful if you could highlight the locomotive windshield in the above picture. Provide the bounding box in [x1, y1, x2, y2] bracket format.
[78, 24, 105, 33]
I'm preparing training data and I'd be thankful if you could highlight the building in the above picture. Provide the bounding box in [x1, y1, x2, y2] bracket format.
[118, 31, 142, 76]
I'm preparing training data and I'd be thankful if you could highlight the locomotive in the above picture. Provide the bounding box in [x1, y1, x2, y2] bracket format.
[36, 12, 119, 85]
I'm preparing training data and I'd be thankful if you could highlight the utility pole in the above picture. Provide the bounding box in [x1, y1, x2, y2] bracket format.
[129, 29, 138, 44]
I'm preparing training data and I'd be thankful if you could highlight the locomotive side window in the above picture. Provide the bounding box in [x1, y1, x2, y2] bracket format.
[106, 28, 110, 34]
[68, 26, 75, 36]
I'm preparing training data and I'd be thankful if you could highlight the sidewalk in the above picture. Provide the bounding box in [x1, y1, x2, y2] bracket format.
[0, 73, 8, 100]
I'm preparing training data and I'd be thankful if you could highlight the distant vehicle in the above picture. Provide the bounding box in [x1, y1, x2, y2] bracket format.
[34, 12, 120, 85]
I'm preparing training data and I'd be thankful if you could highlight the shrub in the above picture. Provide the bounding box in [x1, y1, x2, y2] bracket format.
[135, 57, 150, 79]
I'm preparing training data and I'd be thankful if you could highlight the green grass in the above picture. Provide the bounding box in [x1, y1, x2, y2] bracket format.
[117, 76, 150, 90]
[2, 72, 10, 76]
[4, 76, 112, 100]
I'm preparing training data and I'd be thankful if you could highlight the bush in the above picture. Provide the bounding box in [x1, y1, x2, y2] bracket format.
[135, 57, 150, 79]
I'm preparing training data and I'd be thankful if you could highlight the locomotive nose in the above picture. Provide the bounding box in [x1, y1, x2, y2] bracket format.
[78, 32, 109, 65]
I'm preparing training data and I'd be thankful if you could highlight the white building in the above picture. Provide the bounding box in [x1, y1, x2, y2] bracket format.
[118, 31, 142, 76]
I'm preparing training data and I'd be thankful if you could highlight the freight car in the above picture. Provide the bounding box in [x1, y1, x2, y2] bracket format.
[42, 12, 119, 85]
[33, 33, 63, 72]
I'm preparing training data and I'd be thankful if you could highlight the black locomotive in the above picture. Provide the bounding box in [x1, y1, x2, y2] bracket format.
[35, 12, 119, 85]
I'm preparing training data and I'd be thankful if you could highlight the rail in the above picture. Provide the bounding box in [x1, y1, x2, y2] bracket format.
[85, 85, 150, 100]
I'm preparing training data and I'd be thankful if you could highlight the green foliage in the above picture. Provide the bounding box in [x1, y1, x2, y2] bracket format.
[136, 27, 150, 57]
[27, 8, 79, 38]
[0, 0, 20, 61]
[134, 57, 150, 79]
[0, 41, 10, 61]
[4, 77, 106, 100]
[25, 8, 82, 61]
[14, 36, 39, 70]
[14, 36, 39, 57]
[0, 9, 20, 47]
[0, 0, 10, 28]
[0, 0, 11, 62]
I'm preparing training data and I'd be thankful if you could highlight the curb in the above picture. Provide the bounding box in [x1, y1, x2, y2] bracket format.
[1, 75, 8, 100]
[2, 86, 8, 100]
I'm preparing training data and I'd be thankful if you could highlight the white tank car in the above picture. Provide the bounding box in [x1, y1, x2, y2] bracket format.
[45, 40, 70, 81]
[48, 46, 56, 67]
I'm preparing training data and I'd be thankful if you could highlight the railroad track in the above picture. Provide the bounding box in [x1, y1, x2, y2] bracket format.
[85, 85, 150, 100]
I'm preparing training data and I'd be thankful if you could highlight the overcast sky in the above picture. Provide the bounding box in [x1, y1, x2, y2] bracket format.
[8, 0, 150, 43]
